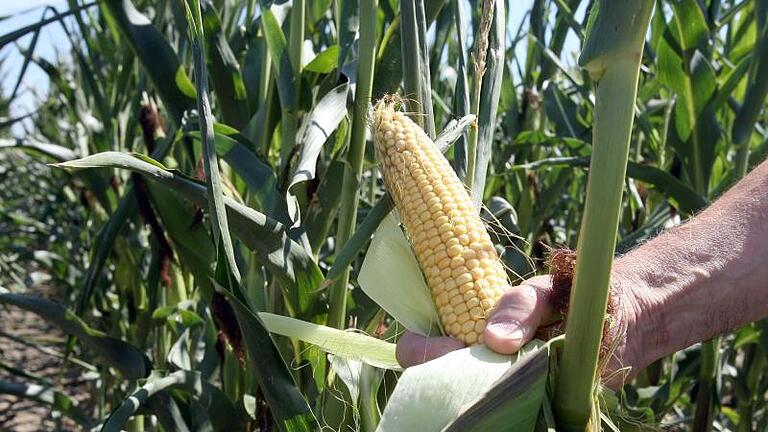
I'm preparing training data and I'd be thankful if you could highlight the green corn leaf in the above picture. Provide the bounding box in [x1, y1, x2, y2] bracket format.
[358, 213, 441, 336]
[515, 156, 708, 215]
[305, 44, 340, 73]
[0, 379, 94, 429]
[0, 1, 98, 50]
[101, 0, 195, 123]
[444, 344, 550, 431]
[0, 292, 150, 380]
[185, 0, 241, 281]
[53, 152, 323, 318]
[378, 342, 549, 432]
[0, 138, 76, 161]
[214, 282, 316, 432]
[201, 1, 249, 129]
[187, 128, 282, 217]
[288, 82, 349, 199]
[102, 371, 244, 432]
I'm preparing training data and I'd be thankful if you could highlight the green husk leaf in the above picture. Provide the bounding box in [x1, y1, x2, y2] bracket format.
[259, 312, 400, 370]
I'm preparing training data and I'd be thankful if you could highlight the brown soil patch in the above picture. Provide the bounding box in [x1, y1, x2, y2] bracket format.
[0, 283, 91, 431]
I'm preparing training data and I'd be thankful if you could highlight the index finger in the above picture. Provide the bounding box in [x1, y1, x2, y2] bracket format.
[395, 331, 466, 368]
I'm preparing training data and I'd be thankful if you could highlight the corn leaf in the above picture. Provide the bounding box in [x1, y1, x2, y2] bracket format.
[101, 0, 195, 123]
[444, 344, 549, 431]
[515, 156, 708, 215]
[0, 292, 150, 380]
[0, 2, 97, 50]
[289, 82, 349, 192]
[0, 379, 94, 429]
[102, 370, 244, 432]
[187, 129, 282, 217]
[53, 152, 324, 317]
[259, 312, 399, 370]
[214, 282, 316, 431]
[0, 138, 76, 162]
[201, 1, 249, 129]
[304, 45, 340, 73]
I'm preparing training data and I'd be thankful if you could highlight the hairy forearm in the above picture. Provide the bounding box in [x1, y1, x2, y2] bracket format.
[617, 159, 768, 372]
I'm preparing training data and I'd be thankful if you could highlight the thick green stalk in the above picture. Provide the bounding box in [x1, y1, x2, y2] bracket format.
[552, 2, 654, 430]
[327, 0, 378, 330]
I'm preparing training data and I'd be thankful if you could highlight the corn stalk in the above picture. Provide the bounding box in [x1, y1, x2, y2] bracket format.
[327, 0, 378, 329]
[552, 2, 654, 430]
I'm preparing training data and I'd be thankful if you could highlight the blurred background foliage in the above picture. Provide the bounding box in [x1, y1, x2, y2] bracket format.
[0, 0, 767, 430]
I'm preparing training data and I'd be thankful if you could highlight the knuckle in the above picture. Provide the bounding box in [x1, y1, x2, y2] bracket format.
[498, 285, 538, 312]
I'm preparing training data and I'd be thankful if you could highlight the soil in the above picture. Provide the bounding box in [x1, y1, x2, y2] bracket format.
[0, 283, 91, 432]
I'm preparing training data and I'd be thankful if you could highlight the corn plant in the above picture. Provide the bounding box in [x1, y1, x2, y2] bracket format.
[1, 0, 768, 431]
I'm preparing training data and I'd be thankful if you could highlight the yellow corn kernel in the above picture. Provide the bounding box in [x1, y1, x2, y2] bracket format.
[372, 98, 510, 344]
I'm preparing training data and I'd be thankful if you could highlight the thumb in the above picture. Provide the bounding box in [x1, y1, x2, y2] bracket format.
[483, 275, 554, 354]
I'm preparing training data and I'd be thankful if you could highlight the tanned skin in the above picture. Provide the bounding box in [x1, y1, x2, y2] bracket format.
[396, 159, 768, 388]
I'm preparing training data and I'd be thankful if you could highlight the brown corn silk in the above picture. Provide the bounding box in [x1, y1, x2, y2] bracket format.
[372, 99, 509, 344]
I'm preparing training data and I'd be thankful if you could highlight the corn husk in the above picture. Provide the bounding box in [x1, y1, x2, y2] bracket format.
[358, 212, 549, 432]
[258, 312, 399, 370]
[358, 213, 442, 336]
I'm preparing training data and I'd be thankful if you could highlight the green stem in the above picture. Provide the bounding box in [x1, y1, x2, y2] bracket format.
[288, 0, 305, 86]
[693, 340, 718, 432]
[552, 2, 654, 429]
[464, 0, 494, 193]
[279, 0, 305, 167]
[735, 344, 764, 432]
[327, 0, 378, 330]
[733, 142, 751, 179]
[186, 0, 240, 281]
[399, 0, 435, 137]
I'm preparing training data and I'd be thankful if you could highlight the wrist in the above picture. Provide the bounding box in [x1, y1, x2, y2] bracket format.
[609, 257, 658, 379]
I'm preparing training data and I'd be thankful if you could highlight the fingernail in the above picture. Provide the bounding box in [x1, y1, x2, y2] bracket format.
[486, 320, 524, 341]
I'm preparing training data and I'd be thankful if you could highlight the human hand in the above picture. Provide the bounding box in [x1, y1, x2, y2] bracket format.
[396, 271, 641, 388]
[396, 275, 556, 367]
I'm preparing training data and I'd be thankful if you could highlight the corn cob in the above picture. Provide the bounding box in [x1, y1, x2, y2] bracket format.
[372, 98, 509, 344]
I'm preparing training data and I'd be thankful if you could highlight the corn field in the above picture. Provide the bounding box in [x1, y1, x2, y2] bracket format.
[1, 0, 767, 430]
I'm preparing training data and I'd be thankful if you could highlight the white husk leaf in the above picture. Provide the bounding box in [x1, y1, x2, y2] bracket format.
[329, 354, 362, 404]
[358, 213, 442, 336]
[376, 345, 512, 432]
[258, 312, 399, 370]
